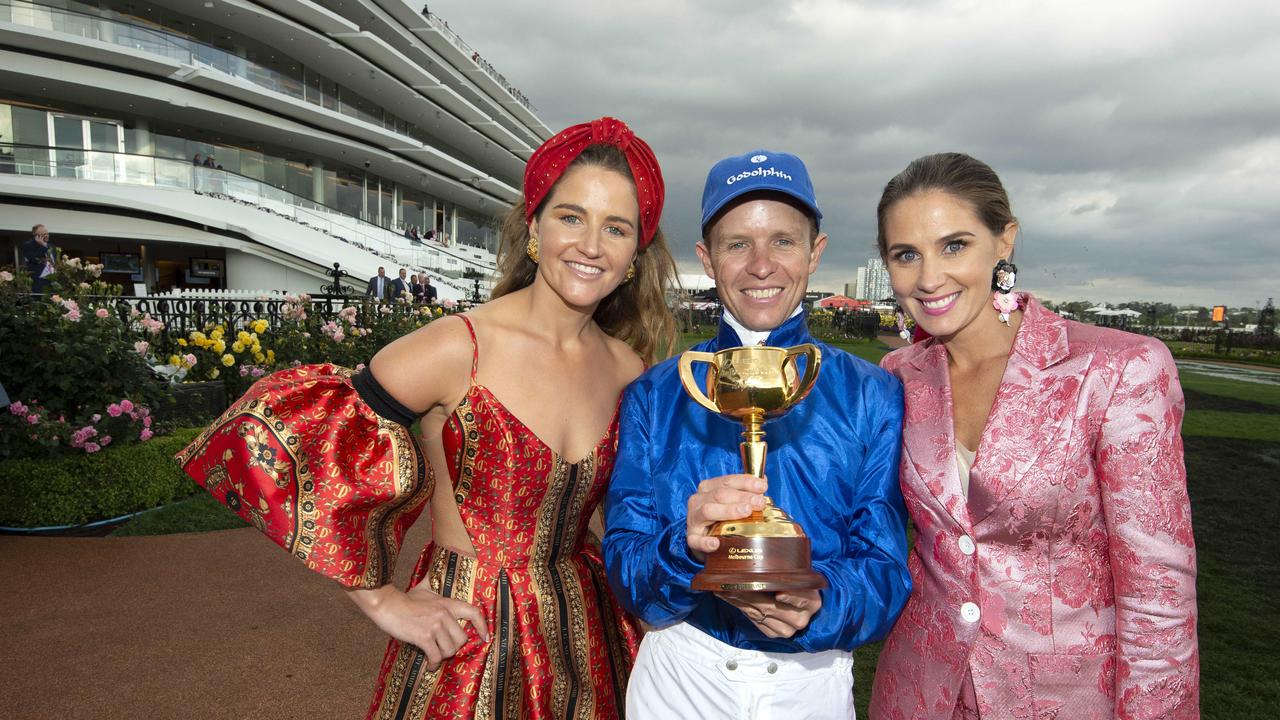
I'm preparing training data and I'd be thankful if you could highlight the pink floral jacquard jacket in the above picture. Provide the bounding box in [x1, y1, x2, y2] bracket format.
[870, 297, 1199, 720]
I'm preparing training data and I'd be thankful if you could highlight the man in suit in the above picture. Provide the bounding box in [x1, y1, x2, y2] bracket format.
[422, 275, 438, 305]
[390, 268, 410, 302]
[22, 224, 56, 294]
[365, 266, 390, 301]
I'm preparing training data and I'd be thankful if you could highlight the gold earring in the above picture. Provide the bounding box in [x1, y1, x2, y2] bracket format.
[526, 235, 539, 264]
[623, 263, 636, 283]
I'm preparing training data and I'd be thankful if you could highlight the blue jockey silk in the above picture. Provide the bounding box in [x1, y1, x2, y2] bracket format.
[603, 311, 912, 653]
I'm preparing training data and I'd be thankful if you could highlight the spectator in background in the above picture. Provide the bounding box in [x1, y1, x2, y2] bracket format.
[192, 153, 203, 166]
[390, 268, 410, 301]
[22, 224, 57, 294]
[422, 274, 437, 305]
[409, 273, 424, 303]
[365, 266, 390, 301]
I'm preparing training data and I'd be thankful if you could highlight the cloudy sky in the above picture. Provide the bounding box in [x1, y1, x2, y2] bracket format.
[430, 0, 1279, 307]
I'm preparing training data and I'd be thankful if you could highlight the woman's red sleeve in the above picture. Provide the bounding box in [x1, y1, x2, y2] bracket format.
[176, 363, 433, 589]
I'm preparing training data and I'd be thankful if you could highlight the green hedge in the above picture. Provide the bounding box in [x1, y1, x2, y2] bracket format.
[0, 428, 202, 527]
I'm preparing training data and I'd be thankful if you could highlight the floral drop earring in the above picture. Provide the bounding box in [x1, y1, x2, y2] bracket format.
[991, 259, 1019, 326]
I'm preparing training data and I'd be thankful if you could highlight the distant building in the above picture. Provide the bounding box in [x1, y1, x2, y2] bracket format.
[853, 268, 868, 299]
[852, 258, 890, 301]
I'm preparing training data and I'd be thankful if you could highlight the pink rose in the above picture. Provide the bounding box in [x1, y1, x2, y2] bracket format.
[9, 401, 27, 415]
[95, 308, 109, 318]
[183, 354, 197, 367]
[107, 403, 123, 417]
[92, 413, 102, 422]
[84, 442, 101, 453]
[143, 416, 152, 428]
[0, 270, 12, 282]
[139, 428, 154, 441]
[120, 399, 134, 413]
[134, 341, 150, 356]
[27, 414, 39, 424]
[101, 436, 112, 446]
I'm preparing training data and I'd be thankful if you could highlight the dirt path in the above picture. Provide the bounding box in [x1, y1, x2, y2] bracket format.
[1, 520, 432, 719]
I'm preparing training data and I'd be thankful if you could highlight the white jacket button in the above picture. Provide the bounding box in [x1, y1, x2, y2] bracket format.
[961, 602, 981, 623]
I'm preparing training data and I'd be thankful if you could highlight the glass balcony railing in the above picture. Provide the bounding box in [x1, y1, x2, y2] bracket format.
[0, 143, 493, 286]
[2, 1, 412, 133]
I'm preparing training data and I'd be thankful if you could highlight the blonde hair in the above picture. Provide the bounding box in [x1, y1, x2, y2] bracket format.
[491, 145, 679, 364]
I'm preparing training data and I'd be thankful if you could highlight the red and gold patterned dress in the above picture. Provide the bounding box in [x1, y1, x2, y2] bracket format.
[178, 315, 642, 719]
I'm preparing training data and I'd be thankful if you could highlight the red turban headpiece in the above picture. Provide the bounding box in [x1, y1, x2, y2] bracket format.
[522, 117, 665, 249]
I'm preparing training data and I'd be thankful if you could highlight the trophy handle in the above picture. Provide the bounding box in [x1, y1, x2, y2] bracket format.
[678, 351, 722, 415]
[784, 344, 822, 405]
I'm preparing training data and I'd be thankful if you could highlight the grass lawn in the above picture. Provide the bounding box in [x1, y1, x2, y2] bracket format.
[1164, 340, 1280, 368]
[110, 490, 245, 536]
[111, 346, 1278, 717]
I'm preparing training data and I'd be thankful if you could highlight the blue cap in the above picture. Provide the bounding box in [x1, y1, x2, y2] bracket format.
[700, 150, 822, 233]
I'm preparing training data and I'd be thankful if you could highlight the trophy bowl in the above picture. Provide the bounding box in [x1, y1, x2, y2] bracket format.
[678, 344, 828, 592]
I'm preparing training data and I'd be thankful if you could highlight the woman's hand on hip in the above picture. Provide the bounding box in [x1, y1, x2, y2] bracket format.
[348, 583, 490, 670]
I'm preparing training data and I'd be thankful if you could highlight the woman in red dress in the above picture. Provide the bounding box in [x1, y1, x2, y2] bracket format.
[178, 117, 678, 719]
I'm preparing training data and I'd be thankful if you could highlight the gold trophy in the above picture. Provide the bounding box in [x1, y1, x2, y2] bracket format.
[678, 344, 828, 592]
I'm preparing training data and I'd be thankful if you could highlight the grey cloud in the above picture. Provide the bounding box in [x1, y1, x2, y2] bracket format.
[431, 0, 1280, 305]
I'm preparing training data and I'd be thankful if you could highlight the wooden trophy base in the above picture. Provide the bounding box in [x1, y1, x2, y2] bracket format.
[692, 534, 829, 592]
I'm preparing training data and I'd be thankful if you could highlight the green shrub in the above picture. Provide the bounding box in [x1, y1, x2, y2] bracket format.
[0, 259, 170, 459]
[0, 428, 201, 527]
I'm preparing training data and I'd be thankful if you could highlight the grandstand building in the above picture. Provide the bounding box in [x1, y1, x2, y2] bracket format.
[0, 0, 550, 300]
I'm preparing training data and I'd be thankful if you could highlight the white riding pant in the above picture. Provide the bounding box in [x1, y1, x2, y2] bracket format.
[626, 621, 856, 720]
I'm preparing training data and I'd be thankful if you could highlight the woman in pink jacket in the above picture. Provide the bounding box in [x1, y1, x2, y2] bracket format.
[869, 153, 1198, 720]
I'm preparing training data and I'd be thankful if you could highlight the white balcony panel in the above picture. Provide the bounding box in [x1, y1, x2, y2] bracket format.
[355, 0, 549, 141]
[330, 29, 536, 158]
[0, 50, 506, 214]
[151, 0, 525, 183]
[466, 119, 534, 160]
[397, 18, 552, 142]
[0, 22, 185, 77]
[239, 0, 360, 35]
[179, 66, 422, 153]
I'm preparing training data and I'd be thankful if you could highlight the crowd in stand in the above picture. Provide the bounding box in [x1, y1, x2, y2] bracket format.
[403, 225, 449, 247]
